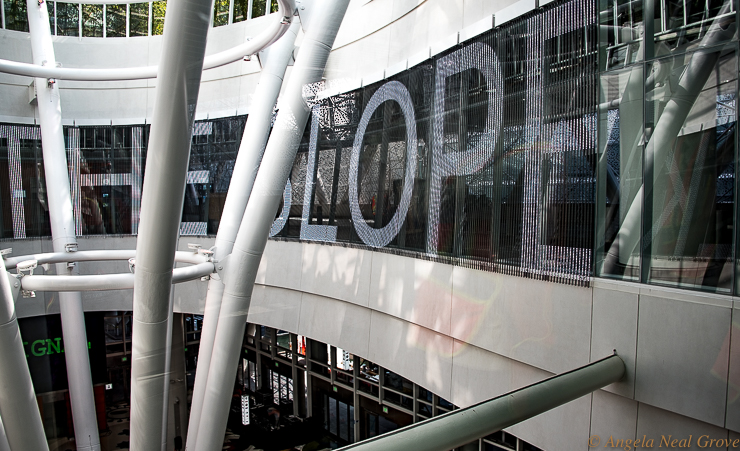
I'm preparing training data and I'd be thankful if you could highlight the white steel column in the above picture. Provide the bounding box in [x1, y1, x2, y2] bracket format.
[185, 20, 299, 450]
[26, 2, 101, 450]
[129, 0, 211, 447]
[0, 260, 49, 451]
[193, 1, 349, 449]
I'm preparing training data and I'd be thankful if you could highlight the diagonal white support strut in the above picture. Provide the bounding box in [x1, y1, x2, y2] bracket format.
[191, 1, 351, 449]
[338, 355, 625, 451]
[185, 19, 301, 450]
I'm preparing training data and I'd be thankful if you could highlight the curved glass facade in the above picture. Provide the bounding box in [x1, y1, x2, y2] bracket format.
[595, 0, 738, 293]
[0, 0, 738, 293]
[1, 0, 278, 36]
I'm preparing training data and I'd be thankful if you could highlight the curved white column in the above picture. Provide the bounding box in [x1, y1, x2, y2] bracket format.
[192, 1, 350, 449]
[25, 1, 101, 450]
[185, 20, 300, 450]
[128, 0, 215, 447]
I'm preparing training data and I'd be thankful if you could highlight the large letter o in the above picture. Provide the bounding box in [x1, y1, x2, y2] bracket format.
[349, 81, 417, 248]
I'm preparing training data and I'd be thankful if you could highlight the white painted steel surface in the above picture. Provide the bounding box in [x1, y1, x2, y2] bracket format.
[0, 258, 49, 451]
[193, 1, 350, 448]
[128, 0, 213, 446]
[338, 355, 625, 451]
[26, 1, 101, 449]
[186, 19, 300, 449]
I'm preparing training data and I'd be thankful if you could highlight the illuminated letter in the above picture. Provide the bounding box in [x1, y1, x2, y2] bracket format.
[426, 42, 502, 254]
[300, 106, 337, 242]
[31, 339, 46, 357]
[46, 337, 62, 355]
[349, 81, 417, 247]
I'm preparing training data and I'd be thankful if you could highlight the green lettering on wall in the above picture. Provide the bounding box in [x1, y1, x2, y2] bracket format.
[46, 338, 62, 355]
[31, 340, 46, 357]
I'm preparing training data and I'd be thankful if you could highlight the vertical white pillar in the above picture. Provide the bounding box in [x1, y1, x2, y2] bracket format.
[128, 0, 211, 447]
[26, 1, 101, 450]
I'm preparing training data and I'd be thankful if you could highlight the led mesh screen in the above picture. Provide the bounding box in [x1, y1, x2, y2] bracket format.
[272, 0, 597, 286]
[0, 0, 598, 287]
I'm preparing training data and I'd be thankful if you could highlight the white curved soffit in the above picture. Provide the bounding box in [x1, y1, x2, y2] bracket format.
[0, 0, 295, 81]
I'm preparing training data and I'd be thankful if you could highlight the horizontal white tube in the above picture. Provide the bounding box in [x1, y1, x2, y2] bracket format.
[4, 250, 210, 269]
[18, 262, 214, 291]
[0, 0, 294, 81]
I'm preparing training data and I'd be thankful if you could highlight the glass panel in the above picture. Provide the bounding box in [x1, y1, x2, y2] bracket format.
[358, 359, 379, 382]
[129, 2, 149, 36]
[213, 0, 228, 26]
[417, 401, 432, 417]
[654, 0, 736, 52]
[82, 4, 103, 37]
[187, 117, 247, 234]
[106, 4, 127, 37]
[19, 139, 52, 237]
[358, 380, 379, 397]
[336, 348, 353, 371]
[233, 0, 248, 22]
[599, 0, 644, 70]
[4, 0, 28, 31]
[47, 1, 55, 34]
[0, 138, 12, 239]
[328, 398, 337, 435]
[645, 47, 736, 293]
[383, 369, 413, 396]
[81, 186, 132, 234]
[152, 0, 166, 35]
[338, 401, 348, 441]
[56, 2, 79, 36]
[418, 386, 433, 403]
[595, 65, 644, 281]
[270, 0, 278, 13]
[437, 396, 453, 410]
[251, 0, 265, 18]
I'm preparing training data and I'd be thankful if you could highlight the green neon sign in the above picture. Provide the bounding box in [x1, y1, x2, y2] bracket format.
[22, 338, 92, 358]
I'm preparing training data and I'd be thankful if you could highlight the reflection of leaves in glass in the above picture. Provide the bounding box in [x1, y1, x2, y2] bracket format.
[82, 4, 103, 37]
[129, 3, 149, 37]
[47, 1, 55, 34]
[4, 0, 29, 32]
[56, 2, 79, 36]
[233, 0, 249, 22]
[213, 0, 229, 26]
[270, 0, 278, 13]
[152, 1, 167, 36]
[251, 0, 266, 18]
[106, 4, 127, 37]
